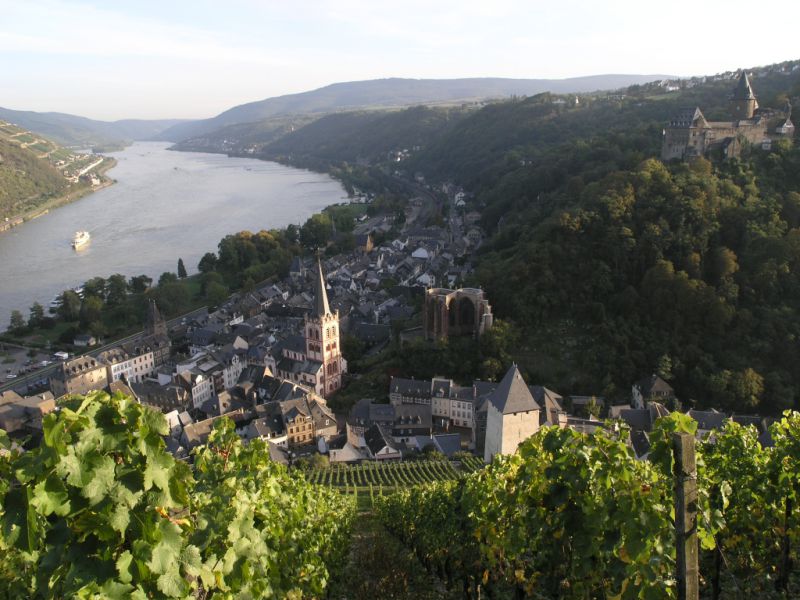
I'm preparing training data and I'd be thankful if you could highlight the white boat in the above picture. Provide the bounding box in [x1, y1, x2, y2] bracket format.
[71, 230, 90, 249]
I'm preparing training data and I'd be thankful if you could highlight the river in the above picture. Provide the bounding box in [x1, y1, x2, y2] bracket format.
[0, 142, 346, 326]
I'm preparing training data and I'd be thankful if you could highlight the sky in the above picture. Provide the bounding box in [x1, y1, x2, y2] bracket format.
[2, 0, 799, 121]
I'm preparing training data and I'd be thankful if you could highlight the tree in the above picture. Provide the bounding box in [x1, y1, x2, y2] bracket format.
[158, 272, 178, 287]
[28, 302, 44, 328]
[9, 310, 25, 333]
[177, 258, 188, 278]
[198, 252, 218, 274]
[82, 277, 106, 300]
[206, 282, 229, 308]
[300, 213, 333, 249]
[79, 296, 104, 328]
[128, 275, 152, 294]
[58, 291, 81, 322]
[105, 274, 129, 306]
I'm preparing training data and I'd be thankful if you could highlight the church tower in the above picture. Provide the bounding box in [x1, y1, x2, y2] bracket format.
[305, 258, 346, 394]
[730, 71, 758, 120]
[145, 299, 167, 338]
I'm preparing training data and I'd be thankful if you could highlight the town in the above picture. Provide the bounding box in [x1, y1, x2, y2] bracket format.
[0, 173, 777, 470]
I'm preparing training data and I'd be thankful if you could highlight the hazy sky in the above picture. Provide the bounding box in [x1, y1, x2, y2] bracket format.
[2, 0, 798, 120]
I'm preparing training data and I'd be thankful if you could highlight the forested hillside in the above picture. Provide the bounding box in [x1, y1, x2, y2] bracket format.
[246, 61, 800, 413]
[261, 105, 470, 171]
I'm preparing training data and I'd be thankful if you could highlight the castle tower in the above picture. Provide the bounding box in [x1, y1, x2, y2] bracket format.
[304, 258, 346, 395]
[730, 71, 758, 120]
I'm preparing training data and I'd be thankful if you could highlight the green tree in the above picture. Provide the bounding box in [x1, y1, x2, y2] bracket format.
[197, 252, 218, 274]
[300, 213, 333, 249]
[82, 277, 106, 300]
[79, 296, 104, 328]
[58, 291, 81, 322]
[28, 302, 44, 328]
[105, 274, 129, 306]
[177, 258, 187, 279]
[158, 272, 178, 287]
[8, 310, 25, 333]
[206, 281, 229, 308]
[128, 274, 152, 294]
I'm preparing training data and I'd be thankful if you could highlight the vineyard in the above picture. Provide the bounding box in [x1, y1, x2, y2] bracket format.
[0, 391, 356, 598]
[377, 412, 800, 599]
[304, 455, 485, 511]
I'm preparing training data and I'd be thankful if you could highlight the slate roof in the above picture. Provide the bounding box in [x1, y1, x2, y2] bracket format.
[489, 365, 539, 415]
[433, 433, 462, 457]
[636, 374, 674, 397]
[312, 258, 331, 318]
[364, 423, 399, 456]
[688, 409, 727, 431]
[732, 71, 756, 100]
[620, 408, 653, 432]
[390, 377, 432, 399]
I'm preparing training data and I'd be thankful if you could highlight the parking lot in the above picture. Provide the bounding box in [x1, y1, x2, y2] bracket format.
[0, 343, 56, 382]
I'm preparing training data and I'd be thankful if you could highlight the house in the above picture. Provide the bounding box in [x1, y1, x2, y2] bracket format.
[483, 365, 541, 463]
[73, 333, 97, 347]
[50, 356, 109, 398]
[0, 391, 56, 434]
[364, 424, 402, 460]
[632, 374, 674, 409]
[392, 404, 432, 443]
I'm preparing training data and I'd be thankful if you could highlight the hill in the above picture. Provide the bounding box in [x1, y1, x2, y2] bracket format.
[0, 106, 188, 149]
[244, 60, 800, 413]
[0, 120, 113, 224]
[158, 74, 669, 142]
[257, 105, 470, 170]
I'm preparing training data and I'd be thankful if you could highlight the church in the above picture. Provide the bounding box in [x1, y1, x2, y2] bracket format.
[661, 71, 794, 161]
[269, 259, 347, 396]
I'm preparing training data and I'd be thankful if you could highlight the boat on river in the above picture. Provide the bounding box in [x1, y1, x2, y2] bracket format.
[71, 230, 90, 249]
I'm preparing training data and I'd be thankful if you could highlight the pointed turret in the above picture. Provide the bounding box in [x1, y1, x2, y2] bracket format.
[489, 364, 540, 415]
[732, 71, 756, 100]
[312, 257, 331, 318]
[730, 71, 758, 119]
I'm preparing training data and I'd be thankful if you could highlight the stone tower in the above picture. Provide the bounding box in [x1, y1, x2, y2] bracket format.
[730, 71, 758, 120]
[145, 299, 167, 338]
[304, 258, 346, 395]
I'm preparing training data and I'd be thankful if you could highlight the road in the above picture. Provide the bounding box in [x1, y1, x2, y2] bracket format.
[0, 306, 207, 395]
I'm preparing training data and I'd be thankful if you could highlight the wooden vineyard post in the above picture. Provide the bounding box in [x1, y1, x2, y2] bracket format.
[673, 432, 699, 600]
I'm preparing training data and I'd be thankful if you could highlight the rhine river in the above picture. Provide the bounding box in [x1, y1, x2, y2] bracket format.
[0, 142, 345, 326]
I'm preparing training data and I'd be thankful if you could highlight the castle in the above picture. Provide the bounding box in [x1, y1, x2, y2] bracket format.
[661, 71, 794, 161]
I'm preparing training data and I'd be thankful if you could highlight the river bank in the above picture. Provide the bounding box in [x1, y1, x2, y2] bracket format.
[0, 142, 345, 327]
[0, 157, 117, 234]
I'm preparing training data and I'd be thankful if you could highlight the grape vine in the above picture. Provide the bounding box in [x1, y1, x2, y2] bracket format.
[377, 412, 800, 598]
[0, 391, 355, 598]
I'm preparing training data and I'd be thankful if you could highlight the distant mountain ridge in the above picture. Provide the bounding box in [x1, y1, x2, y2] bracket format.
[157, 75, 671, 142]
[0, 106, 187, 149]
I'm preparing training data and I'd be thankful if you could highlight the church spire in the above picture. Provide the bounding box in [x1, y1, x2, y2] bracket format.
[312, 257, 331, 318]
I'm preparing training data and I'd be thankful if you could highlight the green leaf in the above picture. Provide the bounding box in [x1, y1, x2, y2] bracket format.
[157, 569, 188, 597]
[99, 580, 135, 599]
[81, 455, 117, 504]
[147, 520, 184, 575]
[144, 451, 174, 492]
[109, 502, 131, 535]
[116, 550, 134, 584]
[31, 473, 71, 516]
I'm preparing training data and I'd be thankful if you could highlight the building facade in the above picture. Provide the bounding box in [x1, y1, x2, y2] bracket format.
[483, 365, 541, 463]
